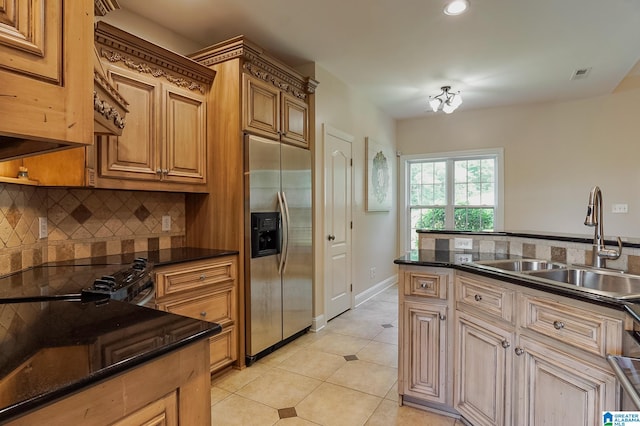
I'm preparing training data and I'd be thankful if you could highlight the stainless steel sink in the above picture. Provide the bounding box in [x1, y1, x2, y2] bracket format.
[526, 268, 640, 300]
[472, 259, 566, 272]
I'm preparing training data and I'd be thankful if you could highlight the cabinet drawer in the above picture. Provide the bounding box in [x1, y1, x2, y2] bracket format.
[156, 258, 236, 298]
[209, 326, 237, 372]
[520, 295, 622, 357]
[159, 285, 235, 326]
[456, 275, 514, 322]
[405, 271, 448, 299]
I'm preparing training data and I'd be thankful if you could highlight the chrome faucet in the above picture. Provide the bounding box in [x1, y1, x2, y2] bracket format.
[584, 186, 622, 268]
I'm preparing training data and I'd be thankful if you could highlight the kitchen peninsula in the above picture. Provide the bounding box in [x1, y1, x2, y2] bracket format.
[395, 230, 640, 425]
[0, 248, 237, 425]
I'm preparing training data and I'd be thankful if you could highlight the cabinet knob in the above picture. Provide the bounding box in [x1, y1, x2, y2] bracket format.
[200, 311, 207, 317]
[439, 313, 446, 321]
[501, 340, 510, 349]
[420, 281, 431, 289]
[162, 169, 169, 175]
[553, 320, 565, 330]
[200, 274, 206, 281]
[515, 347, 524, 356]
[474, 294, 482, 302]
[156, 168, 163, 175]
[327, 234, 335, 241]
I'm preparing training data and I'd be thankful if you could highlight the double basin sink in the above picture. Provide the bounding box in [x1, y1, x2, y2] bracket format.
[470, 259, 640, 301]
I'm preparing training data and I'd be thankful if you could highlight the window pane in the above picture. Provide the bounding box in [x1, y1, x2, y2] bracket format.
[467, 159, 481, 183]
[434, 182, 446, 205]
[454, 161, 467, 183]
[481, 183, 495, 205]
[454, 207, 494, 231]
[468, 182, 482, 204]
[455, 183, 468, 205]
[411, 207, 445, 231]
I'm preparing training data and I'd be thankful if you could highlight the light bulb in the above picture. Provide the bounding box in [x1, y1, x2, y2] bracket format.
[450, 92, 463, 109]
[444, 0, 469, 16]
[428, 97, 441, 112]
[442, 102, 455, 114]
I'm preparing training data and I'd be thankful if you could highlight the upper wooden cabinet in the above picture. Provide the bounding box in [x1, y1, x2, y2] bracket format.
[0, 0, 93, 160]
[95, 21, 213, 187]
[243, 74, 310, 148]
[190, 36, 318, 150]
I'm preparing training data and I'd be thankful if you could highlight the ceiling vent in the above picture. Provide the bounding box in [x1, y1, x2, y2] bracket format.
[571, 67, 592, 80]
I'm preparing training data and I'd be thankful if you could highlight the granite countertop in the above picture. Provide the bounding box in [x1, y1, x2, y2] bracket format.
[0, 298, 220, 423]
[0, 246, 235, 423]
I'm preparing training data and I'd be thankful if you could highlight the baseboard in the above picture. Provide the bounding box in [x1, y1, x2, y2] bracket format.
[311, 314, 326, 332]
[355, 274, 398, 308]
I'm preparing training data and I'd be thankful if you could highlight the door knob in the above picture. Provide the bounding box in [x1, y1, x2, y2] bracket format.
[327, 234, 335, 241]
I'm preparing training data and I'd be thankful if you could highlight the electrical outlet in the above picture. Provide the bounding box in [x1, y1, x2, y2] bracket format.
[455, 253, 473, 264]
[38, 217, 48, 239]
[162, 215, 171, 231]
[454, 237, 473, 250]
[369, 267, 376, 279]
[612, 204, 628, 214]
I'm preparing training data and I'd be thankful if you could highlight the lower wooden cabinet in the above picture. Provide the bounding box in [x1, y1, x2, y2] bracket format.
[154, 256, 238, 373]
[453, 271, 622, 426]
[455, 311, 514, 426]
[6, 339, 210, 425]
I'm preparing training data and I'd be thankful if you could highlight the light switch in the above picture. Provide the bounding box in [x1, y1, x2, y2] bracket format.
[611, 204, 628, 214]
[162, 215, 171, 231]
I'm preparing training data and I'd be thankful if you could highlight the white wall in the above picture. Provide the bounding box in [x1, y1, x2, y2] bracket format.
[311, 65, 398, 317]
[397, 80, 640, 239]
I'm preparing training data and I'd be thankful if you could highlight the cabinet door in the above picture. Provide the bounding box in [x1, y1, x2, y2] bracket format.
[242, 74, 280, 139]
[110, 391, 178, 426]
[455, 312, 513, 426]
[281, 92, 309, 148]
[100, 66, 161, 181]
[0, 1, 92, 149]
[163, 86, 207, 184]
[402, 301, 447, 403]
[515, 335, 618, 426]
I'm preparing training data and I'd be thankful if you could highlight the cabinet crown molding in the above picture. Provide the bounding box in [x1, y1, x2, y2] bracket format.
[189, 35, 318, 98]
[94, 21, 216, 93]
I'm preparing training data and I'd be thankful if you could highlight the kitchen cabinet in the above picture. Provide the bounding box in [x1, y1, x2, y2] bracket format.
[154, 255, 238, 373]
[5, 339, 210, 425]
[2, 22, 215, 193]
[453, 271, 622, 426]
[0, 0, 93, 160]
[185, 36, 317, 367]
[398, 266, 455, 412]
[243, 74, 310, 148]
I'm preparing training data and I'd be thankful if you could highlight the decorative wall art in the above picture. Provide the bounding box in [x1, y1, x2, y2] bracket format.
[365, 137, 392, 211]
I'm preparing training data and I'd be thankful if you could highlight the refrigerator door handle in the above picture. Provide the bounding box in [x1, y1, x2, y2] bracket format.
[277, 191, 287, 276]
[281, 191, 291, 274]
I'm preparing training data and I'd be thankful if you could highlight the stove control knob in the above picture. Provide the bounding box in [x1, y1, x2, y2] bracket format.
[94, 278, 116, 290]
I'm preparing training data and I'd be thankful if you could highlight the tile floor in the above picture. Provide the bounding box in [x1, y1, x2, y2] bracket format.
[210, 285, 463, 425]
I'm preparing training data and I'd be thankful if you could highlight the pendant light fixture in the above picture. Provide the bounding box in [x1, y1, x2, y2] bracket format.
[428, 86, 463, 114]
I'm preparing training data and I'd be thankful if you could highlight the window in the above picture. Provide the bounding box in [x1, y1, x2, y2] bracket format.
[401, 149, 503, 251]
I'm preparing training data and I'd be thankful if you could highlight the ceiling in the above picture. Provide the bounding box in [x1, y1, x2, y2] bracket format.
[118, 0, 640, 119]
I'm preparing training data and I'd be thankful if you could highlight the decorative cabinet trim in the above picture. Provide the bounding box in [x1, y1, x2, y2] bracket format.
[95, 21, 215, 94]
[189, 35, 318, 98]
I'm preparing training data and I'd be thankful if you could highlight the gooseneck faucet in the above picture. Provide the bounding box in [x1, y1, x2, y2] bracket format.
[584, 186, 622, 268]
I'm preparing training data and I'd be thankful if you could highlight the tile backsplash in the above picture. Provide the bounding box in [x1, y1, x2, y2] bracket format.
[0, 183, 185, 276]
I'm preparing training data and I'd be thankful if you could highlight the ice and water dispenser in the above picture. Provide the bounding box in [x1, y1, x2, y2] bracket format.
[251, 212, 281, 258]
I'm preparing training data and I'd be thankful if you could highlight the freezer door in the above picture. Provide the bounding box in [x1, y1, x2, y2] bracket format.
[247, 135, 283, 356]
[281, 144, 313, 339]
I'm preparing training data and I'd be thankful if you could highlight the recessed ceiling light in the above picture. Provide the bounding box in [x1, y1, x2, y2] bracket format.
[444, 0, 469, 16]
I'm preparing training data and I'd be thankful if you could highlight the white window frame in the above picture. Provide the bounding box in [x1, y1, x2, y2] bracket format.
[399, 148, 504, 253]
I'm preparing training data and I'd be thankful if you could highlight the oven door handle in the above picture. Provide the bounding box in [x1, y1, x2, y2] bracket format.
[134, 284, 156, 306]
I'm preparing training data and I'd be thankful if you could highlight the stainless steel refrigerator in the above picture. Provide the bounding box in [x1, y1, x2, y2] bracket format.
[245, 134, 312, 364]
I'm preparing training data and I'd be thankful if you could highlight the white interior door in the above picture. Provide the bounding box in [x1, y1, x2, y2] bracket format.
[323, 125, 353, 321]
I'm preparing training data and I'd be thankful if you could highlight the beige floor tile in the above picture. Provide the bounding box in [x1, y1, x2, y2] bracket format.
[341, 305, 397, 324]
[210, 385, 232, 405]
[373, 286, 399, 303]
[356, 340, 398, 368]
[278, 348, 347, 380]
[236, 368, 322, 409]
[275, 417, 321, 425]
[257, 341, 305, 367]
[211, 394, 279, 426]
[325, 316, 387, 339]
[308, 332, 371, 356]
[213, 362, 272, 393]
[365, 399, 457, 426]
[296, 382, 382, 426]
[326, 360, 397, 397]
[384, 381, 399, 402]
[372, 326, 398, 345]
